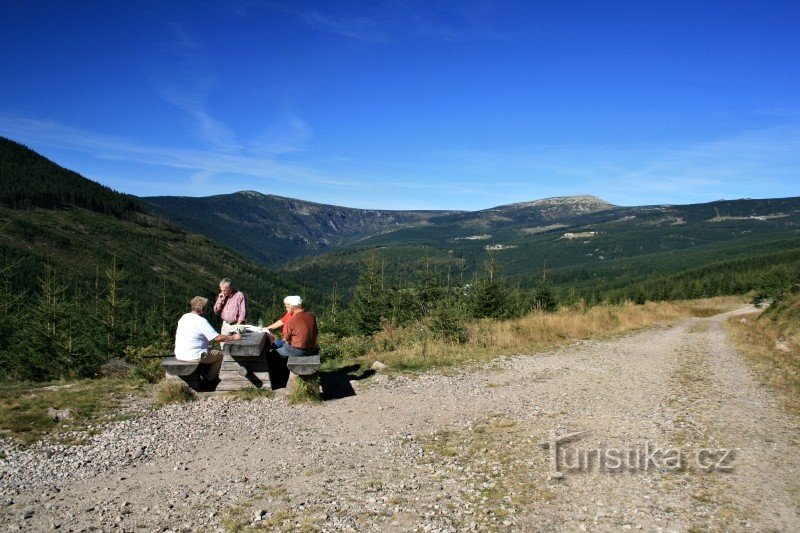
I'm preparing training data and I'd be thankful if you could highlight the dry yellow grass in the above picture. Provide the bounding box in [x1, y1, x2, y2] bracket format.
[726, 302, 800, 413]
[363, 296, 746, 372]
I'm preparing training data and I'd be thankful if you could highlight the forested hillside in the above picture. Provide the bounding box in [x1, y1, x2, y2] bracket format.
[0, 140, 305, 381]
[0, 137, 142, 216]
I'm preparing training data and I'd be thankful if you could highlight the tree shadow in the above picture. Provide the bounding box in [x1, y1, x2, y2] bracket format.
[320, 364, 375, 401]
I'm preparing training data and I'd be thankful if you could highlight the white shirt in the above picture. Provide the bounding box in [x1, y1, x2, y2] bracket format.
[174, 312, 219, 361]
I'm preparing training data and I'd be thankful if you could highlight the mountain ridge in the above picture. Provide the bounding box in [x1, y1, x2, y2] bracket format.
[144, 191, 621, 265]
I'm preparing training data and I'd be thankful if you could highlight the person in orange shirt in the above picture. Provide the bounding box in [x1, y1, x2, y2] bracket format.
[276, 296, 318, 357]
[265, 295, 298, 347]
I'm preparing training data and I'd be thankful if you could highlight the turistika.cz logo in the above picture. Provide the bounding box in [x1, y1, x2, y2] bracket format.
[538, 431, 735, 479]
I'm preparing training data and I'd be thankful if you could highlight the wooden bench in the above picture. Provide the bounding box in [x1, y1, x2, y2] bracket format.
[162, 356, 207, 390]
[287, 354, 321, 376]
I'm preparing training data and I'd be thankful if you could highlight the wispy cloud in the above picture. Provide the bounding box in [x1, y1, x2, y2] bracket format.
[248, 113, 312, 156]
[262, 1, 516, 43]
[0, 115, 348, 192]
[147, 23, 241, 152]
[3, 113, 798, 209]
[379, 123, 800, 207]
[301, 10, 390, 42]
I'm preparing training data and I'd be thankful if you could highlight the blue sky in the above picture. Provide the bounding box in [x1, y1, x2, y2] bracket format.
[1, 1, 799, 210]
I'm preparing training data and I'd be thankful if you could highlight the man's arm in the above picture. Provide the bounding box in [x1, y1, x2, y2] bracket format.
[213, 332, 242, 342]
[213, 293, 225, 314]
[283, 320, 294, 345]
[266, 319, 284, 330]
[236, 292, 247, 324]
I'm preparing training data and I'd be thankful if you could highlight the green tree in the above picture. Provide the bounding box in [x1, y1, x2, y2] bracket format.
[468, 256, 508, 319]
[97, 257, 131, 361]
[348, 259, 389, 335]
[532, 273, 558, 312]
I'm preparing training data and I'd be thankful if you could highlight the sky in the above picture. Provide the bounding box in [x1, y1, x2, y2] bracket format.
[1, 1, 799, 211]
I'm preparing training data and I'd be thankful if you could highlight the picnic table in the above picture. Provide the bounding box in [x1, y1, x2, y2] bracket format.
[217, 328, 276, 391]
[162, 327, 290, 391]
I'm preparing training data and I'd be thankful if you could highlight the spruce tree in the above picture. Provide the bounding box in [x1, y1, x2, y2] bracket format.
[348, 259, 388, 335]
[532, 274, 558, 312]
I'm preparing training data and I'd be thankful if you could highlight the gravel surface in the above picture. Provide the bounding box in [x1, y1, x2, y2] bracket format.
[1, 306, 798, 531]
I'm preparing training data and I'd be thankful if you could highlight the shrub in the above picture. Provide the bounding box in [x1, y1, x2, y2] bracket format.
[319, 333, 374, 363]
[98, 357, 133, 378]
[124, 343, 171, 383]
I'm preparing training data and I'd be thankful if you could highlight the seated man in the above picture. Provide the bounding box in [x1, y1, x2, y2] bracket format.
[276, 296, 318, 357]
[175, 296, 242, 386]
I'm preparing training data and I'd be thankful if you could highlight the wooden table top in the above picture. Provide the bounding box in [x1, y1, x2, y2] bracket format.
[223, 329, 271, 358]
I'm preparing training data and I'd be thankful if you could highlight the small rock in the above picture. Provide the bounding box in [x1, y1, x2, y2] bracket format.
[371, 361, 387, 372]
[46, 408, 73, 421]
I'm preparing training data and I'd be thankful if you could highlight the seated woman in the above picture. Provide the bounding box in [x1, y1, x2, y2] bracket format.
[275, 297, 319, 358]
[265, 295, 299, 347]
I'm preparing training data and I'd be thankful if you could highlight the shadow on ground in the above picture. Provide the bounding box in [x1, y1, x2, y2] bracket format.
[320, 364, 375, 401]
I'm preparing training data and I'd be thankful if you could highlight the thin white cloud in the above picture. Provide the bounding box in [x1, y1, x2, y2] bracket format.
[248, 114, 313, 156]
[411, 123, 800, 206]
[301, 10, 389, 42]
[262, 1, 517, 43]
[2, 114, 798, 209]
[0, 115, 351, 191]
[148, 23, 241, 152]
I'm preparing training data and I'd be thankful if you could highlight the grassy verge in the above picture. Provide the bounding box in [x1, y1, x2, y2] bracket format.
[725, 289, 800, 413]
[0, 377, 152, 446]
[325, 296, 746, 375]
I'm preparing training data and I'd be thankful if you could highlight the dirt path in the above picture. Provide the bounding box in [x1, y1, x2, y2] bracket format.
[3, 306, 799, 531]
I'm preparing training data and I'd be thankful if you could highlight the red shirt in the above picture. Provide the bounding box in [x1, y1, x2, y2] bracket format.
[214, 290, 246, 324]
[285, 310, 318, 350]
[280, 312, 292, 338]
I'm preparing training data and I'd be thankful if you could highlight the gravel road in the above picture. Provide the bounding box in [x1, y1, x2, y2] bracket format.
[2, 306, 798, 531]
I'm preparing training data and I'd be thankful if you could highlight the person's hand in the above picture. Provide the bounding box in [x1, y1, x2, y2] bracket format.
[230, 332, 242, 341]
[218, 292, 225, 300]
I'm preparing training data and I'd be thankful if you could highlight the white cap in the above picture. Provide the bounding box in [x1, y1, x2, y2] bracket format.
[284, 295, 302, 306]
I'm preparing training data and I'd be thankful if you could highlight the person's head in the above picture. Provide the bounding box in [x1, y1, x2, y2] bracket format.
[219, 278, 234, 296]
[190, 296, 209, 313]
[283, 295, 303, 312]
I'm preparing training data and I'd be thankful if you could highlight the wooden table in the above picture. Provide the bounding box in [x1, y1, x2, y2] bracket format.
[216, 329, 275, 391]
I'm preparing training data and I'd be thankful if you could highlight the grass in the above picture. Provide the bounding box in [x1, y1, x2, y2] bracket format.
[332, 296, 746, 375]
[726, 288, 800, 413]
[0, 377, 151, 445]
[286, 374, 322, 404]
[155, 379, 195, 406]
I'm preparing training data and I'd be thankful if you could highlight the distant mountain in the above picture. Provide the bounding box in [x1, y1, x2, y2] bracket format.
[144, 185, 800, 302]
[0, 139, 303, 322]
[432, 194, 615, 226]
[277, 195, 800, 300]
[145, 191, 459, 266]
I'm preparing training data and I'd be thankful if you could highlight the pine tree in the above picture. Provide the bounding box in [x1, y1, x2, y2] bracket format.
[98, 257, 131, 361]
[468, 256, 508, 319]
[532, 271, 558, 312]
[348, 258, 388, 335]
